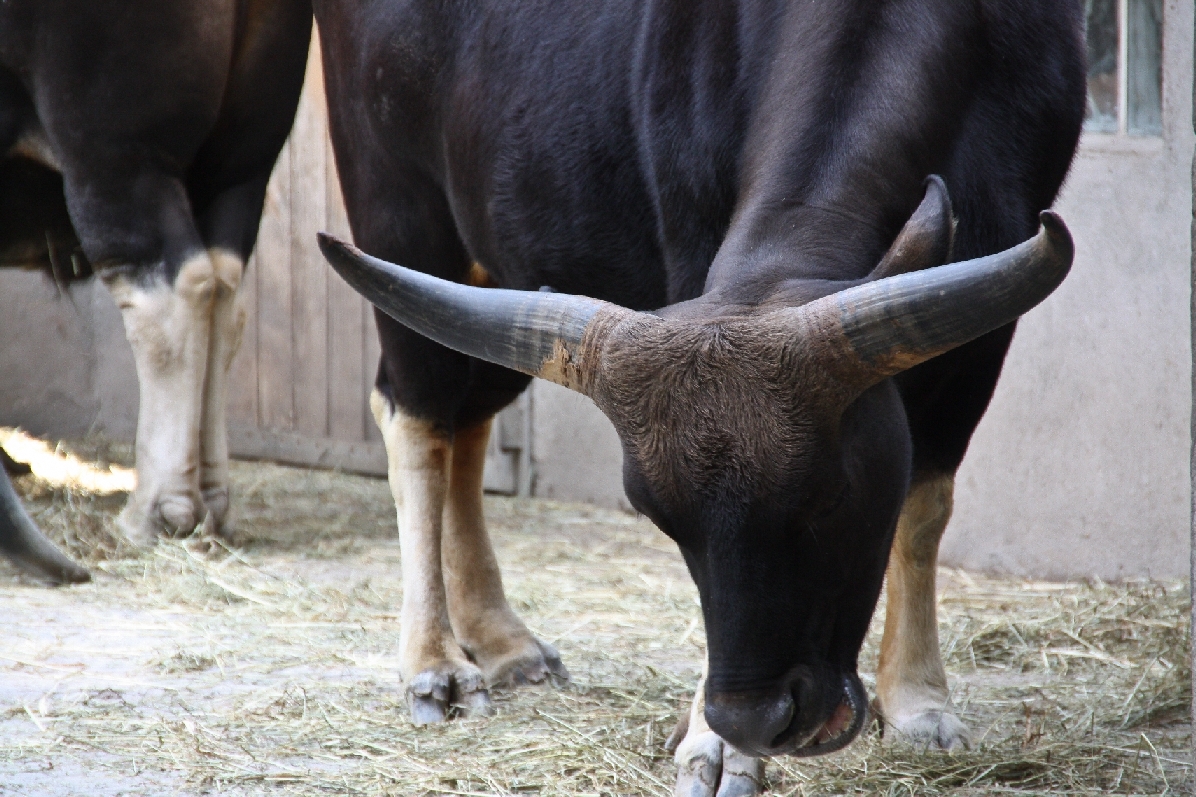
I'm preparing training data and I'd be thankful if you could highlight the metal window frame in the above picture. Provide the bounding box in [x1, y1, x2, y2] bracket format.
[1118, 0, 1130, 135]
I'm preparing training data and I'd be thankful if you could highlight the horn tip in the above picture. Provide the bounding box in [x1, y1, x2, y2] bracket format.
[1038, 209, 1064, 229]
[317, 232, 360, 262]
[921, 175, 950, 210]
[1037, 211, 1074, 263]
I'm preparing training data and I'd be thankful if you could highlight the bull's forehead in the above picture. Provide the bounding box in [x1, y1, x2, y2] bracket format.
[590, 317, 843, 501]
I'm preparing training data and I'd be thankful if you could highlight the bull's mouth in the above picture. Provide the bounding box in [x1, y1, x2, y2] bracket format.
[773, 673, 868, 758]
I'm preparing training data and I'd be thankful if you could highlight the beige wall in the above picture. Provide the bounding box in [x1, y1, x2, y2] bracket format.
[1, 6, 1192, 579]
[941, 1, 1195, 579]
[0, 271, 136, 442]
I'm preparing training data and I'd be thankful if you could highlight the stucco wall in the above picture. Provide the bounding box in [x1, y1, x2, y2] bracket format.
[0, 271, 136, 442]
[940, 1, 1195, 579]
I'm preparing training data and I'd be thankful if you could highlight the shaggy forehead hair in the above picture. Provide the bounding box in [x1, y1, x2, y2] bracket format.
[587, 312, 850, 506]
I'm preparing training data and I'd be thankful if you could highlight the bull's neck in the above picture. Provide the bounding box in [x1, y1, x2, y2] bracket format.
[709, 198, 892, 299]
[691, 0, 977, 310]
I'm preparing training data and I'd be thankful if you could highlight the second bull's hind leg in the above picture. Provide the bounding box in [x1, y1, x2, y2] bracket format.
[443, 420, 568, 686]
[875, 474, 970, 749]
[198, 249, 247, 535]
[105, 255, 216, 545]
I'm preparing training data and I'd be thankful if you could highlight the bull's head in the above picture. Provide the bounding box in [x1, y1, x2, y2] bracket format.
[318, 178, 1072, 757]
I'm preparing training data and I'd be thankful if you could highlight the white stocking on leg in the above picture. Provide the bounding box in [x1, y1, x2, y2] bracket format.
[670, 661, 764, 797]
[198, 249, 247, 535]
[107, 256, 215, 545]
[371, 390, 491, 723]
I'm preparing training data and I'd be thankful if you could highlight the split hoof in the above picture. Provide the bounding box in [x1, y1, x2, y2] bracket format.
[201, 486, 235, 539]
[473, 633, 570, 688]
[406, 665, 494, 725]
[673, 730, 764, 797]
[118, 492, 205, 547]
[492, 638, 571, 687]
[883, 708, 971, 751]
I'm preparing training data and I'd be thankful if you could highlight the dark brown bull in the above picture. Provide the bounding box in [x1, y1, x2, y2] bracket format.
[312, 1, 1085, 794]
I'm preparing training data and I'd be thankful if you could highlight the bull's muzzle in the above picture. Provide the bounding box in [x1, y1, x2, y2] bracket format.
[705, 670, 868, 758]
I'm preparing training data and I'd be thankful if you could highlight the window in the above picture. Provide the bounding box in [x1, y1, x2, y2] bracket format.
[1084, 0, 1163, 136]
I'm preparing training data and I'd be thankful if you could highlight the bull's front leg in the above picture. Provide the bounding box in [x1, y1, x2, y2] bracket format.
[668, 662, 764, 797]
[105, 255, 216, 544]
[198, 249, 247, 536]
[875, 474, 970, 749]
[442, 419, 568, 687]
[372, 391, 492, 724]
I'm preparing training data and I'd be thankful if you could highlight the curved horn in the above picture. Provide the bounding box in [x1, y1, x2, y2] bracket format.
[798, 211, 1073, 388]
[0, 465, 89, 584]
[318, 234, 634, 393]
[869, 175, 955, 280]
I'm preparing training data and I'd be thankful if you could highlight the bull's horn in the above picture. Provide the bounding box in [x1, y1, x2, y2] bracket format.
[798, 211, 1073, 388]
[869, 175, 955, 280]
[0, 465, 90, 584]
[318, 234, 635, 393]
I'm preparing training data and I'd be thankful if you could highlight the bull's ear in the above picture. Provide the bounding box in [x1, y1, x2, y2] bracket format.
[795, 211, 1072, 393]
[868, 175, 954, 280]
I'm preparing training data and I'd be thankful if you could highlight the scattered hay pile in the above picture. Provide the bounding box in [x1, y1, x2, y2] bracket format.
[0, 429, 1189, 795]
[795, 575, 1190, 795]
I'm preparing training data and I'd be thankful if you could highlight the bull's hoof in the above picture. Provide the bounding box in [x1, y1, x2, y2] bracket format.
[117, 492, 205, 547]
[673, 730, 764, 797]
[883, 707, 970, 751]
[116, 506, 157, 548]
[406, 663, 494, 725]
[479, 636, 570, 688]
[201, 486, 235, 539]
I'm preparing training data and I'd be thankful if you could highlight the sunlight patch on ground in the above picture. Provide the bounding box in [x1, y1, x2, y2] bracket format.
[0, 428, 135, 495]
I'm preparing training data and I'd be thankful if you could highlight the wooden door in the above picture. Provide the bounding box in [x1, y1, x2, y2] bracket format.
[227, 33, 528, 494]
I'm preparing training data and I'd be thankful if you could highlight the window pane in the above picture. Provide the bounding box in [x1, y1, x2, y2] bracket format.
[1126, 0, 1162, 136]
[1084, 0, 1118, 133]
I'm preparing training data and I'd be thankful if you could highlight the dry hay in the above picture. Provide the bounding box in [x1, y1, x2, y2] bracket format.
[0, 428, 1190, 796]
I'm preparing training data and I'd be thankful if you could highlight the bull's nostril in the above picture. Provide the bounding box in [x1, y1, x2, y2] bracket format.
[704, 691, 796, 755]
[706, 671, 869, 756]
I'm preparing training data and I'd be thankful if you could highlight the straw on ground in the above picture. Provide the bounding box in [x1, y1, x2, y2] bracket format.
[0, 429, 1189, 796]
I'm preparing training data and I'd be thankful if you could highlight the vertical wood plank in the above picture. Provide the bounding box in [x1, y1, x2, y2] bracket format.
[227, 245, 259, 428]
[256, 138, 295, 431]
[289, 36, 330, 438]
[325, 116, 367, 442]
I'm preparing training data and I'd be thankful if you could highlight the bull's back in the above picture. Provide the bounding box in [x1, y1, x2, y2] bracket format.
[321, 0, 1083, 311]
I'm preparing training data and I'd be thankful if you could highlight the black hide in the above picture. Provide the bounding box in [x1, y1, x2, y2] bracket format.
[0, 0, 312, 281]
[315, 0, 1086, 755]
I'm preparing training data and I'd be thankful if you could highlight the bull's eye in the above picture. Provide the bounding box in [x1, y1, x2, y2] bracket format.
[814, 481, 849, 518]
